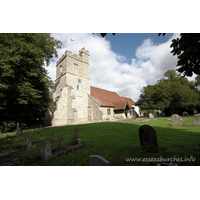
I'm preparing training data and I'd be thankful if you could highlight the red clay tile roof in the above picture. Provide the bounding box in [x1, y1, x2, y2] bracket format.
[90, 86, 125, 108]
[93, 97, 115, 107]
[121, 97, 135, 105]
[121, 97, 135, 109]
[90, 86, 136, 110]
[112, 101, 127, 110]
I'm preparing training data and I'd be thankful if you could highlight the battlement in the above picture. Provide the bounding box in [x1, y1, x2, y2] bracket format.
[79, 47, 90, 57]
[56, 47, 90, 66]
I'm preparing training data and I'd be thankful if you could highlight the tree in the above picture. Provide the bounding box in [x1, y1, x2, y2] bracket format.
[0, 33, 62, 125]
[94, 33, 115, 37]
[136, 70, 200, 116]
[170, 33, 200, 77]
[159, 69, 195, 89]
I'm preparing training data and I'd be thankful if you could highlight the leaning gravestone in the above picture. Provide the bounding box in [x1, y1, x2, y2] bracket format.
[41, 141, 52, 161]
[89, 155, 110, 166]
[149, 113, 154, 119]
[171, 114, 182, 126]
[194, 114, 200, 126]
[139, 125, 159, 153]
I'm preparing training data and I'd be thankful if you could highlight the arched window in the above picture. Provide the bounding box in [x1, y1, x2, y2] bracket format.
[60, 65, 62, 74]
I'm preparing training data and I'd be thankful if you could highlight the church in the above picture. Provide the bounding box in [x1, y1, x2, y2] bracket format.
[44, 48, 139, 126]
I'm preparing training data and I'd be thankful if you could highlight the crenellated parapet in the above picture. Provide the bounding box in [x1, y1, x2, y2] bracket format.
[56, 47, 90, 67]
[55, 47, 90, 81]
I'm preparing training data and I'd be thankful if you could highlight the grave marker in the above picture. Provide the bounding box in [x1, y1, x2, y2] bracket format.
[171, 114, 182, 126]
[149, 113, 154, 119]
[41, 141, 52, 161]
[139, 125, 159, 152]
[77, 139, 82, 144]
[157, 162, 178, 166]
[194, 114, 200, 126]
[89, 155, 110, 166]
[15, 123, 22, 137]
[27, 137, 31, 148]
[15, 123, 19, 137]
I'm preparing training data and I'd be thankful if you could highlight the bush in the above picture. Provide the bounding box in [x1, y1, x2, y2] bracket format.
[0, 121, 16, 133]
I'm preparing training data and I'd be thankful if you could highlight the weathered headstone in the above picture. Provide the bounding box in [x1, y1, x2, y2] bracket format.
[27, 136, 31, 148]
[149, 113, 154, 119]
[15, 123, 19, 137]
[15, 123, 22, 137]
[41, 141, 52, 161]
[194, 114, 200, 126]
[77, 139, 82, 144]
[139, 125, 159, 152]
[171, 114, 182, 126]
[89, 155, 110, 166]
[157, 162, 178, 166]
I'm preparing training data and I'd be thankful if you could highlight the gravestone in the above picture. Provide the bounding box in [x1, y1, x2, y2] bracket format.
[139, 125, 159, 152]
[15, 123, 20, 137]
[41, 141, 52, 161]
[157, 162, 178, 166]
[15, 123, 22, 137]
[89, 155, 110, 166]
[27, 136, 31, 148]
[149, 113, 154, 119]
[194, 114, 200, 126]
[77, 139, 82, 144]
[171, 114, 182, 126]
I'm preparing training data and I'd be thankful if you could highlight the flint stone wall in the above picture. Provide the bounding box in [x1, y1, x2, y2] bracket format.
[114, 113, 126, 120]
[88, 95, 103, 122]
[45, 48, 90, 126]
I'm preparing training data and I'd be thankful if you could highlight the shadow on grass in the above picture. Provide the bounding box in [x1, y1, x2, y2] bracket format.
[1, 120, 200, 166]
[40, 121, 200, 166]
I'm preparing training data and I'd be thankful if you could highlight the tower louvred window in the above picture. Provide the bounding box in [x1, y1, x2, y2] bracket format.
[74, 64, 78, 71]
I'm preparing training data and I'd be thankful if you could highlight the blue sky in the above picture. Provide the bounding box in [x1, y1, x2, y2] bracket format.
[46, 33, 196, 102]
[97, 33, 174, 63]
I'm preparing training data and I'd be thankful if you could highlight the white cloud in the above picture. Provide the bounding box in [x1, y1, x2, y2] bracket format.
[45, 33, 196, 102]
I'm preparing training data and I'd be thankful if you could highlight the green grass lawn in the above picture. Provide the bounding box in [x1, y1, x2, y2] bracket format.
[1, 116, 200, 166]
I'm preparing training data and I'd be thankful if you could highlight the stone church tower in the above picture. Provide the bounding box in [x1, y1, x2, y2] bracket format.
[44, 47, 90, 126]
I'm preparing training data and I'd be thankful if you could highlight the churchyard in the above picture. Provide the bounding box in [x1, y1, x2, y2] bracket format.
[0, 116, 200, 166]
